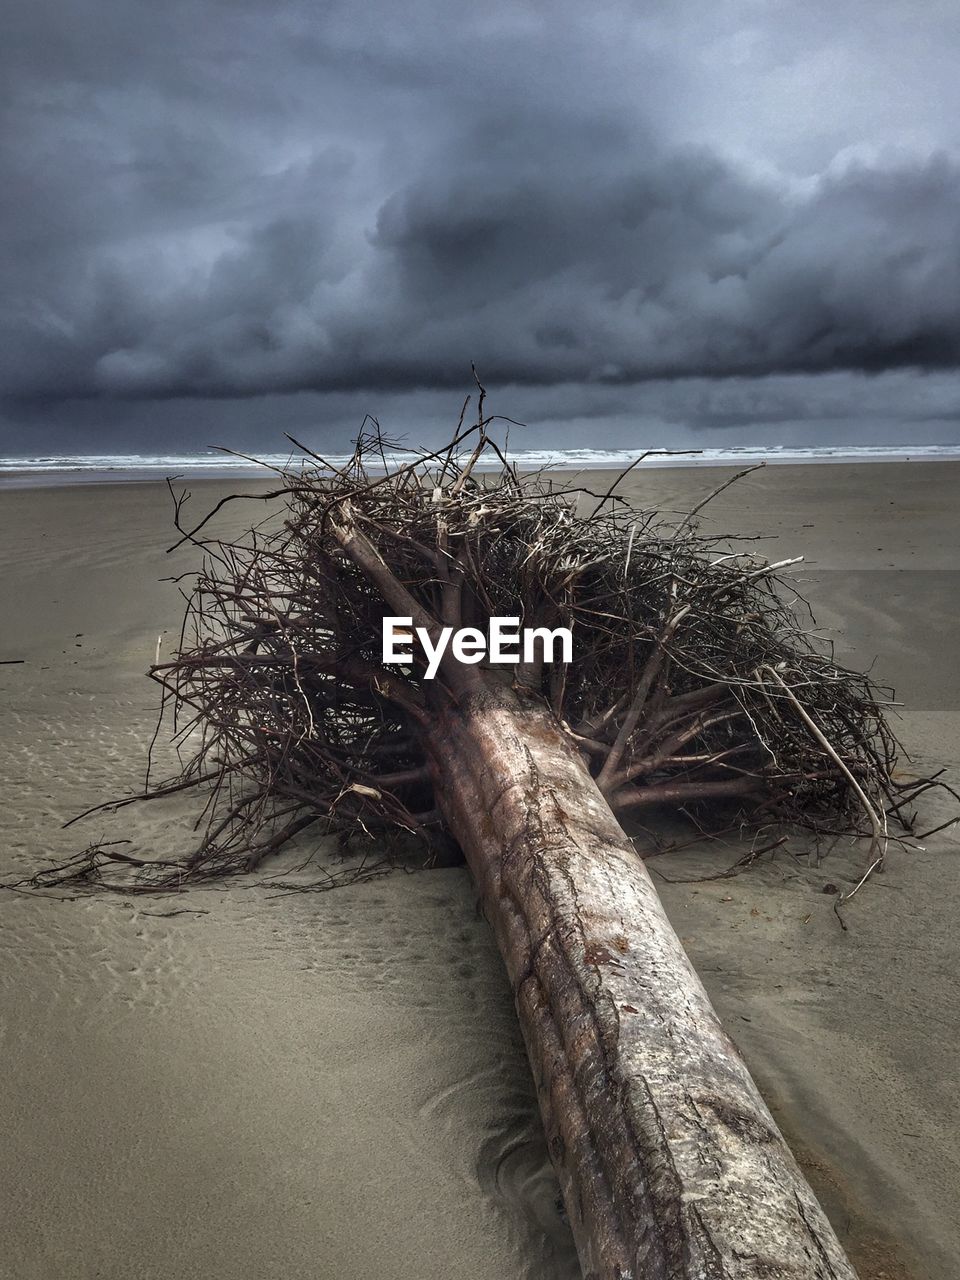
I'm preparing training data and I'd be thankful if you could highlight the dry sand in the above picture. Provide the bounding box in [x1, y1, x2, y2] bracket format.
[0, 463, 957, 1279]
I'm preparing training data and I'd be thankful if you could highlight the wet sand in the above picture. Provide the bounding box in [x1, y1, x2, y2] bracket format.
[1, 464, 957, 1278]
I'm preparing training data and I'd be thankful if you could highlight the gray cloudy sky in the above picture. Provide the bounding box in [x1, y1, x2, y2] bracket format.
[3, 0, 960, 453]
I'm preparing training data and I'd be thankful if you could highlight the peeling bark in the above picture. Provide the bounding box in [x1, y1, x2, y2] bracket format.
[429, 676, 856, 1280]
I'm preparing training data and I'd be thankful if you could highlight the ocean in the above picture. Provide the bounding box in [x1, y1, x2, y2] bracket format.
[2, 443, 960, 487]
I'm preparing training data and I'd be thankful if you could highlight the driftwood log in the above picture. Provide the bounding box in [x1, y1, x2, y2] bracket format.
[36, 393, 946, 1276]
[435, 681, 855, 1277]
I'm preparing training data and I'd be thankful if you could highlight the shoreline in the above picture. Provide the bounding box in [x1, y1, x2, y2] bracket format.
[2, 449, 958, 491]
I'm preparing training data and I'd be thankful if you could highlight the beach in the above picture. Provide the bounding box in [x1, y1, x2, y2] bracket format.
[1, 462, 957, 1279]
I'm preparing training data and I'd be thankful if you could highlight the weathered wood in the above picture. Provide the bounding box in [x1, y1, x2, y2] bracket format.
[53, 427, 907, 1275]
[429, 676, 856, 1280]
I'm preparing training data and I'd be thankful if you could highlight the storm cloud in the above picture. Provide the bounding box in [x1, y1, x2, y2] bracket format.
[3, 0, 960, 447]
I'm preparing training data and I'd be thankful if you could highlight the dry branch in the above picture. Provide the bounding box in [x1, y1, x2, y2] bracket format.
[69, 408, 918, 891]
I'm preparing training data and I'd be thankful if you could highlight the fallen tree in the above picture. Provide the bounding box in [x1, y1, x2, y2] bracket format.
[33, 392, 947, 1276]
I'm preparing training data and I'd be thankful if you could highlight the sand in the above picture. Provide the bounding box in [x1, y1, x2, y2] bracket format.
[0, 463, 957, 1279]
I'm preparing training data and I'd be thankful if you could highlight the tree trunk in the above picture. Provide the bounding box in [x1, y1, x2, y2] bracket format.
[428, 676, 856, 1280]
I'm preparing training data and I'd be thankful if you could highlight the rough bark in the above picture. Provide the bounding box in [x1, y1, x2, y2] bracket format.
[428, 675, 856, 1280]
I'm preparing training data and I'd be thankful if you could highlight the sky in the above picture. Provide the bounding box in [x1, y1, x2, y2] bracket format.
[2, 0, 960, 454]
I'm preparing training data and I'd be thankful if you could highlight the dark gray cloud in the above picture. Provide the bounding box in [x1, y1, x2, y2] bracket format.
[2, 0, 960, 449]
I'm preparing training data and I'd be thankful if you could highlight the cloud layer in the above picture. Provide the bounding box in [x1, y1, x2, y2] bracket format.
[2, 1, 960, 445]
